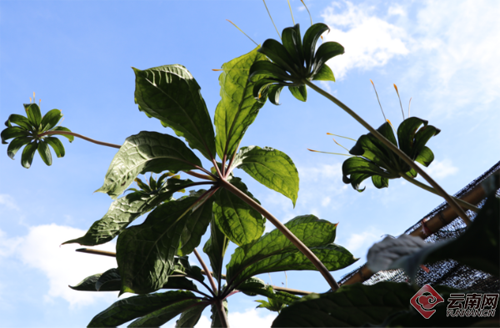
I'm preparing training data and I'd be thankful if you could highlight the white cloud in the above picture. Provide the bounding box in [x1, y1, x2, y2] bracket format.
[424, 159, 459, 179]
[0, 194, 20, 211]
[343, 228, 384, 254]
[321, 1, 409, 80]
[1, 224, 117, 308]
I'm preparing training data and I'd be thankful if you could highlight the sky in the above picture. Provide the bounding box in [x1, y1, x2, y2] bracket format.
[0, 0, 499, 327]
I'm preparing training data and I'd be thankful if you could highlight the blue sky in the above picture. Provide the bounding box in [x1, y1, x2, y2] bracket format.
[1, 0, 499, 327]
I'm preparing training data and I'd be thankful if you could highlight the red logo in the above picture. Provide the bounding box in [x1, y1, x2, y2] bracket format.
[410, 284, 444, 319]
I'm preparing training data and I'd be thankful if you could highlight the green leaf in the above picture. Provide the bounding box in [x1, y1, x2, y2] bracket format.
[62, 182, 189, 246]
[44, 137, 65, 158]
[396, 117, 426, 156]
[69, 272, 121, 292]
[342, 157, 397, 191]
[117, 192, 211, 294]
[5, 114, 32, 130]
[302, 23, 330, 70]
[268, 85, 284, 105]
[135, 177, 151, 193]
[87, 290, 197, 327]
[40, 109, 62, 131]
[272, 282, 416, 327]
[312, 64, 335, 82]
[96, 268, 121, 291]
[213, 177, 265, 246]
[7, 137, 31, 159]
[214, 47, 270, 160]
[391, 192, 500, 278]
[51, 126, 74, 142]
[259, 39, 300, 76]
[248, 60, 292, 81]
[133, 65, 215, 160]
[226, 215, 337, 288]
[414, 146, 434, 167]
[238, 279, 300, 306]
[24, 103, 42, 128]
[232, 146, 299, 207]
[21, 142, 37, 168]
[203, 218, 229, 281]
[129, 299, 203, 328]
[37, 140, 52, 166]
[312, 41, 344, 75]
[281, 24, 303, 68]
[289, 85, 307, 102]
[175, 302, 206, 328]
[95, 131, 201, 199]
[1, 126, 29, 144]
[171, 256, 205, 283]
[161, 276, 199, 291]
[371, 175, 389, 189]
[237, 244, 357, 282]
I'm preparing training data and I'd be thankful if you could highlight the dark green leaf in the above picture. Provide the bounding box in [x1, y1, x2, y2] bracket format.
[414, 146, 434, 167]
[135, 177, 151, 193]
[232, 146, 299, 207]
[259, 39, 300, 76]
[69, 272, 121, 292]
[133, 65, 215, 160]
[51, 126, 74, 142]
[281, 24, 303, 69]
[44, 137, 65, 158]
[117, 192, 211, 294]
[213, 177, 265, 246]
[129, 299, 203, 328]
[37, 140, 52, 166]
[248, 60, 292, 81]
[412, 124, 440, 160]
[96, 268, 121, 291]
[268, 85, 284, 105]
[171, 256, 205, 283]
[1, 126, 29, 144]
[396, 117, 426, 156]
[21, 142, 37, 168]
[62, 182, 189, 246]
[40, 109, 62, 131]
[203, 218, 229, 281]
[312, 64, 335, 82]
[272, 282, 416, 327]
[5, 114, 32, 130]
[238, 279, 300, 307]
[312, 41, 344, 75]
[214, 47, 269, 160]
[175, 302, 206, 328]
[149, 174, 157, 191]
[289, 85, 307, 102]
[371, 175, 389, 189]
[342, 157, 397, 191]
[7, 137, 31, 159]
[162, 276, 199, 291]
[95, 131, 201, 199]
[302, 23, 330, 70]
[226, 215, 337, 288]
[24, 103, 42, 128]
[87, 290, 197, 327]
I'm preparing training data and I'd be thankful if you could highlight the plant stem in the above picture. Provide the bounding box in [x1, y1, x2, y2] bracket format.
[193, 248, 218, 293]
[215, 299, 230, 328]
[305, 80, 472, 226]
[219, 178, 340, 291]
[400, 174, 479, 212]
[38, 130, 121, 148]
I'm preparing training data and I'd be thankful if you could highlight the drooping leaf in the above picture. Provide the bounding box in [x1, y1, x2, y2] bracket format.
[213, 177, 265, 246]
[7, 137, 31, 159]
[44, 137, 65, 158]
[232, 146, 299, 207]
[272, 282, 416, 327]
[62, 180, 191, 246]
[133, 65, 215, 160]
[95, 131, 201, 199]
[4, 113, 32, 130]
[312, 64, 335, 82]
[129, 299, 203, 328]
[37, 140, 52, 166]
[203, 218, 229, 281]
[69, 272, 121, 292]
[117, 191, 211, 294]
[20, 142, 37, 168]
[51, 126, 74, 142]
[1, 126, 29, 144]
[214, 47, 270, 160]
[311, 41, 344, 75]
[87, 290, 198, 327]
[226, 215, 337, 289]
[175, 302, 206, 328]
[391, 192, 500, 278]
[281, 24, 303, 69]
[96, 268, 121, 291]
[301, 23, 330, 70]
[289, 85, 307, 102]
[258, 39, 300, 76]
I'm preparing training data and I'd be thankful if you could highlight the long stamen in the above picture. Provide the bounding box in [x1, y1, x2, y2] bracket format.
[394, 84, 405, 120]
[263, 0, 281, 39]
[370, 80, 387, 122]
[226, 19, 258, 46]
[300, 0, 313, 26]
[307, 148, 352, 156]
[331, 136, 351, 153]
[287, 0, 295, 25]
[326, 132, 357, 142]
[408, 97, 412, 118]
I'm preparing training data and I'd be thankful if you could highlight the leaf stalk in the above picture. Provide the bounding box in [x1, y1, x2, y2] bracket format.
[37, 130, 121, 149]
